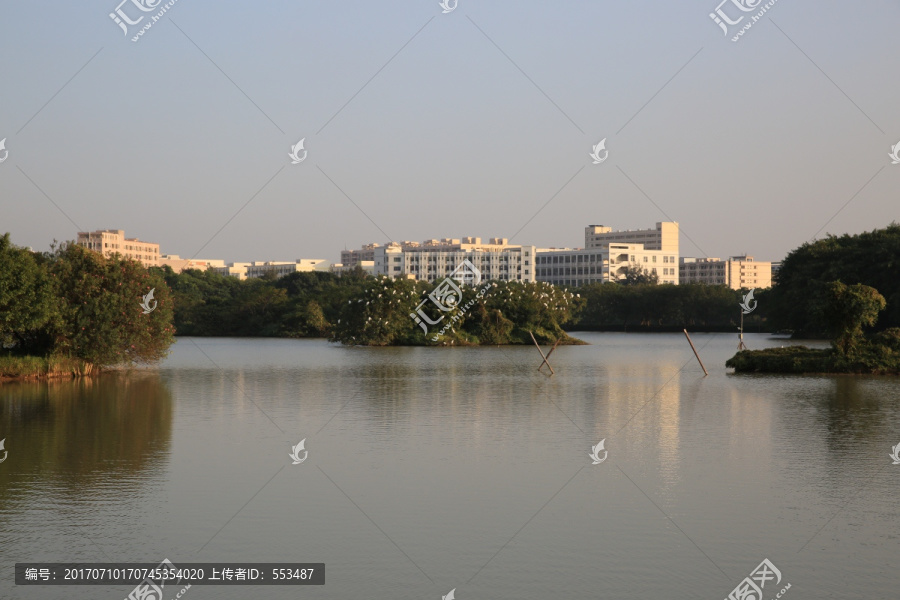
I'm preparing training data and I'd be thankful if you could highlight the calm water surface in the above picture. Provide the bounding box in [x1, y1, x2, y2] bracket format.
[1, 333, 898, 599]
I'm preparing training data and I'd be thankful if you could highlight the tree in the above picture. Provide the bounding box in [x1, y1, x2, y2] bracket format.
[0, 234, 54, 350]
[769, 223, 900, 334]
[819, 281, 885, 355]
[619, 264, 659, 286]
[44, 242, 176, 366]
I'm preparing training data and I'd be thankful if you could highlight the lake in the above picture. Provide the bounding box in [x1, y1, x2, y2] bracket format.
[1, 333, 898, 599]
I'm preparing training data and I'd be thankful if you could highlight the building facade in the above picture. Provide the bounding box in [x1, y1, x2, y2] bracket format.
[679, 255, 772, 289]
[234, 258, 331, 279]
[585, 222, 679, 252]
[361, 237, 535, 282]
[331, 261, 376, 277]
[536, 223, 680, 287]
[536, 243, 679, 286]
[77, 229, 160, 267]
[159, 255, 226, 273]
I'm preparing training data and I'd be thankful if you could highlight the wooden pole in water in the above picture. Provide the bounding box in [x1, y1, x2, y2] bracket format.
[737, 310, 747, 350]
[683, 329, 709, 376]
[544, 338, 562, 362]
[529, 331, 555, 375]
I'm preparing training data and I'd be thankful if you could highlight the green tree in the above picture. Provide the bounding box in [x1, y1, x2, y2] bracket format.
[619, 264, 659, 286]
[819, 281, 886, 355]
[44, 242, 175, 366]
[770, 223, 900, 334]
[0, 234, 54, 350]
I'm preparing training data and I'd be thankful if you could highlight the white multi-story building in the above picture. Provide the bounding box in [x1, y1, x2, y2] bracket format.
[363, 237, 535, 282]
[211, 259, 331, 280]
[213, 263, 252, 280]
[159, 255, 226, 273]
[76, 229, 160, 267]
[585, 221, 679, 252]
[536, 243, 679, 286]
[245, 259, 331, 279]
[680, 255, 772, 289]
[536, 223, 680, 286]
[331, 261, 376, 277]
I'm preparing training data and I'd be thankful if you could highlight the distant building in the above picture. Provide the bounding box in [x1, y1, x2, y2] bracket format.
[536, 244, 679, 286]
[536, 223, 680, 286]
[341, 244, 380, 267]
[680, 255, 772, 289]
[77, 229, 160, 267]
[348, 237, 535, 282]
[159, 254, 225, 273]
[210, 259, 332, 280]
[332, 261, 376, 277]
[213, 263, 252, 280]
[585, 222, 679, 253]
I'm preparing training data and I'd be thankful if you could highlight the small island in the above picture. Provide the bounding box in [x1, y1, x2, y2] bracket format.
[727, 229, 900, 376]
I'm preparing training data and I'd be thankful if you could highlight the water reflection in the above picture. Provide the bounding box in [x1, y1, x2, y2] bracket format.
[0, 373, 173, 502]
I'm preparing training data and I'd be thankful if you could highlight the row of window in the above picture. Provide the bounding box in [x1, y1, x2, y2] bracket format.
[537, 254, 675, 265]
[536, 267, 679, 278]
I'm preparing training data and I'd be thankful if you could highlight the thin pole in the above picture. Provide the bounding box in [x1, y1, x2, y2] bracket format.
[683, 329, 709, 376]
[544, 338, 562, 362]
[529, 331, 554, 375]
[738, 310, 747, 351]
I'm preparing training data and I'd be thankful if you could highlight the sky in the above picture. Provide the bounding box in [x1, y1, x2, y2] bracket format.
[1, 0, 898, 264]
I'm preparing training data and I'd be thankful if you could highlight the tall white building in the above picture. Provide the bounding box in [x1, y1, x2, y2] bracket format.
[536, 243, 679, 286]
[363, 237, 535, 282]
[585, 222, 679, 252]
[536, 223, 680, 286]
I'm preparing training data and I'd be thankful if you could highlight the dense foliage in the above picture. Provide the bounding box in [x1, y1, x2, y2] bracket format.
[573, 283, 769, 330]
[769, 223, 900, 335]
[728, 282, 899, 374]
[330, 277, 582, 346]
[155, 266, 371, 337]
[153, 266, 584, 345]
[0, 235, 175, 370]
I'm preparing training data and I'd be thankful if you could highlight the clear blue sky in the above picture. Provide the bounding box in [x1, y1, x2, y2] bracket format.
[1, 0, 898, 263]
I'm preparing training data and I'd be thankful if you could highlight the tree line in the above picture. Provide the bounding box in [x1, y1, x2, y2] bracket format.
[2, 222, 897, 356]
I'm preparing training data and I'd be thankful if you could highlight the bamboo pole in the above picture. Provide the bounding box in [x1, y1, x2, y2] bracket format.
[683, 329, 709, 376]
[529, 331, 555, 375]
[544, 338, 562, 362]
